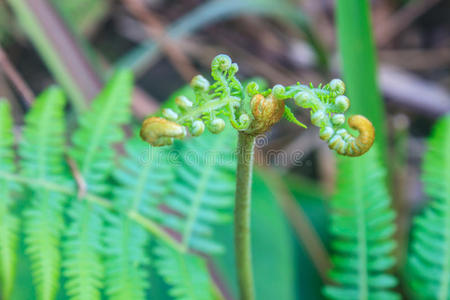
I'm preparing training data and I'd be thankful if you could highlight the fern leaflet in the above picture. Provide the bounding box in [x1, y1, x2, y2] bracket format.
[19, 88, 67, 300]
[63, 70, 133, 300]
[163, 128, 237, 254]
[408, 114, 450, 299]
[323, 148, 399, 300]
[0, 100, 19, 299]
[103, 135, 174, 299]
[154, 243, 212, 300]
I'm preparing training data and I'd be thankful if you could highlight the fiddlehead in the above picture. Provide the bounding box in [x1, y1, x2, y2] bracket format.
[285, 80, 375, 156]
[140, 54, 375, 157]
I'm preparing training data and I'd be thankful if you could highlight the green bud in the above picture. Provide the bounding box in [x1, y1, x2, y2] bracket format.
[245, 81, 259, 97]
[212, 54, 232, 71]
[272, 84, 286, 99]
[175, 96, 193, 109]
[229, 63, 239, 73]
[331, 114, 345, 126]
[328, 135, 346, 153]
[335, 95, 350, 112]
[319, 127, 334, 141]
[191, 75, 210, 91]
[239, 114, 250, 125]
[294, 91, 313, 107]
[208, 118, 225, 134]
[329, 79, 345, 95]
[162, 108, 178, 121]
[191, 120, 205, 136]
[311, 110, 326, 126]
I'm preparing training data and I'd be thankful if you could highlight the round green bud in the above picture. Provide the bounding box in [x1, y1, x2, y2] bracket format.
[245, 81, 259, 97]
[272, 84, 286, 99]
[229, 63, 239, 73]
[191, 75, 210, 91]
[331, 114, 345, 126]
[311, 110, 326, 126]
[329, 79, 345, 95]
[239, 114, 250, 125]
[319, 126, 334, 141]
[191, 120, 205, 136]
[294, 91, 313, 107]
[175, 96, 193, 109]
[162, 108, 178, 121]
[335, 95, 350, 112]
[328, 135, 345, 153]
[212, 54, 232, 71]
[208, 118, 226, 134]
[335, 128, 347, 136]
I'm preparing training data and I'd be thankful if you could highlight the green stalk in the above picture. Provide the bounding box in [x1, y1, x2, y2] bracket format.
[336, 0, 386, 159]
[234, 132, 256, 300]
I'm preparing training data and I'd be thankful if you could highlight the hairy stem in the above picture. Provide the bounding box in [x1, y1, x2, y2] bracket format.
[234, 132, 256, 300]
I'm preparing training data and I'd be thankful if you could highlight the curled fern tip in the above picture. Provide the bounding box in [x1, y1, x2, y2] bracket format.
[139, 54, 375, 157]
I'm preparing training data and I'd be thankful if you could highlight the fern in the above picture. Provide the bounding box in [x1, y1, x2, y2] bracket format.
[408, 114, 450, 299]
[103, 213, 149, 300]
[163, 128, 237, 254]
[154, 243, 212, 300]
[323, 148, 399, 300]
[103, 135, 174, 299]
[19, 88, 67, 300]
[0, 100, 19, 299]
[63, 70, 133, 300]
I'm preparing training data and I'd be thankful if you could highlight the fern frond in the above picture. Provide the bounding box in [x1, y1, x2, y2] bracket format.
[103, 136, 175, 299]
[0, 100, 19, 299]
[69, 70, 133, 194]
[408, 115, 450, 299]
[19, 88, 67, 300]
[163, 128, 237, 254]
[323, 148, 399, 300]
[154, 243, 212, 300]
[113, 135, 175, 218]
[103, 214, 149, 300]
[64, 202, 104, 300]
[63, 70, 134, 300]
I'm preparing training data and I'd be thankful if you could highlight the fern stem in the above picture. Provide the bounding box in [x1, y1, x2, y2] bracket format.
[234, 132, 256, 300]
[128, 210, 186, 253]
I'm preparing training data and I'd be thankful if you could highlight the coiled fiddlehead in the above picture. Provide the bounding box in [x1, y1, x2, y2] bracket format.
[140, 54, 375, 157]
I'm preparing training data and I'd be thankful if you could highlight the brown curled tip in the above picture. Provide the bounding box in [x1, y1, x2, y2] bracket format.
[140, 117, 186, 147]
[246, 94, 285, 135]
[346, 115, 375, 157]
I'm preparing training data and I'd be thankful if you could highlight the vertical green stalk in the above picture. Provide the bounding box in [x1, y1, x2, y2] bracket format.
[234, 132, 256, 300]
[336, 0, 387, 159]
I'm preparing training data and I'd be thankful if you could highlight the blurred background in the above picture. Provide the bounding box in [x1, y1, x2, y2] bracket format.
[0, 0, 449, 299]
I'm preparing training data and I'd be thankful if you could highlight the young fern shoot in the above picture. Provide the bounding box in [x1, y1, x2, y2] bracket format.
[140, 54, 376, 300]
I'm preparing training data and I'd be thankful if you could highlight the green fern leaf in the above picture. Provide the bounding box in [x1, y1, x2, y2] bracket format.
[0, 100, 19, 299]
[283, 106, 307, 128]
[323, 148, 399, 300]
[19, 88, 67, 300]
[163, 128, 237, 254]
[103, 214, 149, 300]
[408, 114, 450, 299]
[154, 243, 212, 300]
[103, 136, 175, 300]
[63, 70, 133, 300]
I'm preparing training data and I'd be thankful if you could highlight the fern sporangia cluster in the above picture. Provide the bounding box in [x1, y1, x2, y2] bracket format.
[140, 54, 375, 157]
